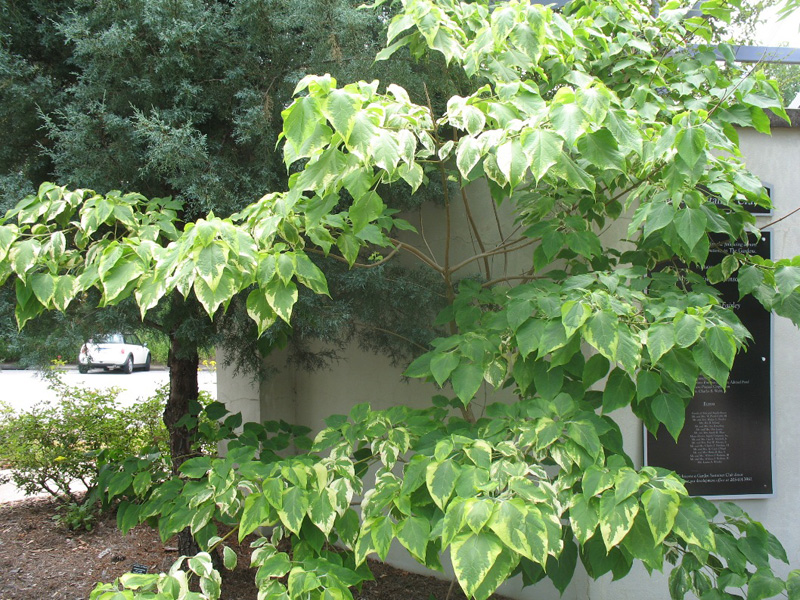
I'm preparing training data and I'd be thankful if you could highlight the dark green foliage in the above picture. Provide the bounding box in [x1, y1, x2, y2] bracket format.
[0, 0, 454, 370]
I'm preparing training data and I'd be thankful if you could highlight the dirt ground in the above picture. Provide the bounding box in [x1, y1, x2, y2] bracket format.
[0, 497, 512, 600]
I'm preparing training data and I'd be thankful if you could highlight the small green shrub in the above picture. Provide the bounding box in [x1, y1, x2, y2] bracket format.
[0, 372, 167, 510]
[54, 500, 101, 532]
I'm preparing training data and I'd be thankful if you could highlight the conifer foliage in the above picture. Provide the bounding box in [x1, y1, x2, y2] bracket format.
[2, 0, 800, 598]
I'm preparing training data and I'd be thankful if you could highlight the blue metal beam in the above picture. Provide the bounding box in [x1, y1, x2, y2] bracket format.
[729, 46, 800, 65]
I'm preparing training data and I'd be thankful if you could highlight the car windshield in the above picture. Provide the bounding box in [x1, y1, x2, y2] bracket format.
[94, 334, 124, 344]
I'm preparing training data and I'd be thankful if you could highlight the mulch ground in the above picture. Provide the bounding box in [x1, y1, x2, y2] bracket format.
[0, 496, 512, 600]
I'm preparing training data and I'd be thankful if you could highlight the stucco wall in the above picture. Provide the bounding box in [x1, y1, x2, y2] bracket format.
[218, 117, 800, 600]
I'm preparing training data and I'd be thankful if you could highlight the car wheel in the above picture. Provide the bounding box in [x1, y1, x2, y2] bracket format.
[143, 353, 151, 372]
[78, 364, 89, 374]
[122, 355, 133, 374]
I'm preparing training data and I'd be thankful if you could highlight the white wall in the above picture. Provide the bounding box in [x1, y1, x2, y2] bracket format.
[218, 117, 800, 600]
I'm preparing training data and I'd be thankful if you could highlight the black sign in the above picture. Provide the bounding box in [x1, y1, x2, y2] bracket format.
[130, 564, 149, 574]
[645, 232, 773, 497]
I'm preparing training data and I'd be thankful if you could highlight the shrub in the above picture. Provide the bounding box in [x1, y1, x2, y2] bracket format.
[0, 371, 167, 507]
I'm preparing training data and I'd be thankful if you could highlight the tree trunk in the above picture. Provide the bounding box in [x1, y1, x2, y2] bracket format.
[163, 333, 201, 557]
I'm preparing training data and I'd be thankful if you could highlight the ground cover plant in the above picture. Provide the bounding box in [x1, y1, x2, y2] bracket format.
[2, 0, 800, 598]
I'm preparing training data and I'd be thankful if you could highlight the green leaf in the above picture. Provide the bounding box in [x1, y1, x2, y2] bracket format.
[516, 318, 544, 357]
[647, 324, 675, 365]
[246, 289, 278, 337]
[426, 459, 460, 510]
[489, 500, 535, 561]
[259, 553, 293, 580]
[336, 232, 360, 267]
[776, 265, 800, 299]
[309, 489, 337, 536]
[52, 275, 76, 312]
[472, 547, 518, 600]
[674, 313, 704, 348]
[582, 353, 610, 389]
[598, 493, 639, 550]
[652, 394, 686, 441]
[602, 368, 635, 413]
[323, 89, 360, 140]
[119, 573, 159, 590]
[456, 136, 483, 179]
[240, 493, 270, 541]
[284, 96, 325, 158]
[546, 538, 577, 594]
[102, 258, 144, 303]
[532, 361, 563, 401]
[561, 300, 591, 337]
[521, 129, 563, 181]
[196, 244, 227, 291]
[29, 273, 56, 307]
[675, 126, 706, 169]
[450, 531, 504, 599]
[643, 202, 675, 239]
[496, 140, 528, 189]
[538, 321, 567, 356]
[370, 130, 401, 173]
[747, 570, 785, 600]
[621, 513, 662, 569]
[550, 103, 586, 144]
[264, 278, 298, 324]
[191, 502, 216, 535]
[669, 565, 690, 600]
[569, 495, 598, 545]
[430, 351, 460, 386]
[370, 516, 394, 561]
[0, 225, 18, 261]
[584, 311, 619, 362]
[465, 499, 495, 534]
[10, 239, 37, 277]
[786, 570, 800, 600]
[223, 545, 237, 571]
[451, 361, 484, 406]
[604, 109, 642, 155]
[132, 471, 152, 496]
[193, 273, 235, 316]
[672, 500, 715, 549]
[278, 487, 309, 535]
[116, 501, 141, 535]
[276, 253, 294, 285]
[397, 516, 430, 562]
[641, 488, 680, 545]
[582, 466, 614, 498]
[636, 370, 661, 401]
[350, 191, 384, 234]
[576, 129, 624, 171]
[674, 209, 707, 250]
[693, 342, 729, 387]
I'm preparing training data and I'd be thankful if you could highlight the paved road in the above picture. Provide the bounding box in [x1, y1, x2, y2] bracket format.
[0, 367, 217, 413]
[0, 368, 217, 502]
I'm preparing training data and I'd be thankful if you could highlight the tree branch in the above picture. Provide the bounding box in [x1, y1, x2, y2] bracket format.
[449, 237, 536, 274]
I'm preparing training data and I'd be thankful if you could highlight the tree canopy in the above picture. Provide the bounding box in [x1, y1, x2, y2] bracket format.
[3, 0, 800, 598]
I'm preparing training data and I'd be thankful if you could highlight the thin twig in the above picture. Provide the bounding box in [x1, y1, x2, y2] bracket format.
[760, 206, 800, 230]
[357, 322, 430, 352]
[482, 274, 539, 287]
[449, 238, 536, 274]
[418, 208, 438, 268]
[460, 185, 492, 279]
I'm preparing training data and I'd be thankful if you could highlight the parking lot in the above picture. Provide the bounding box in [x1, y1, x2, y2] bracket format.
[0, 367, 217, 413]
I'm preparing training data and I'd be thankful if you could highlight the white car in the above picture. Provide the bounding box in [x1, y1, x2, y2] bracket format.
[78, 333, 151, 374]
